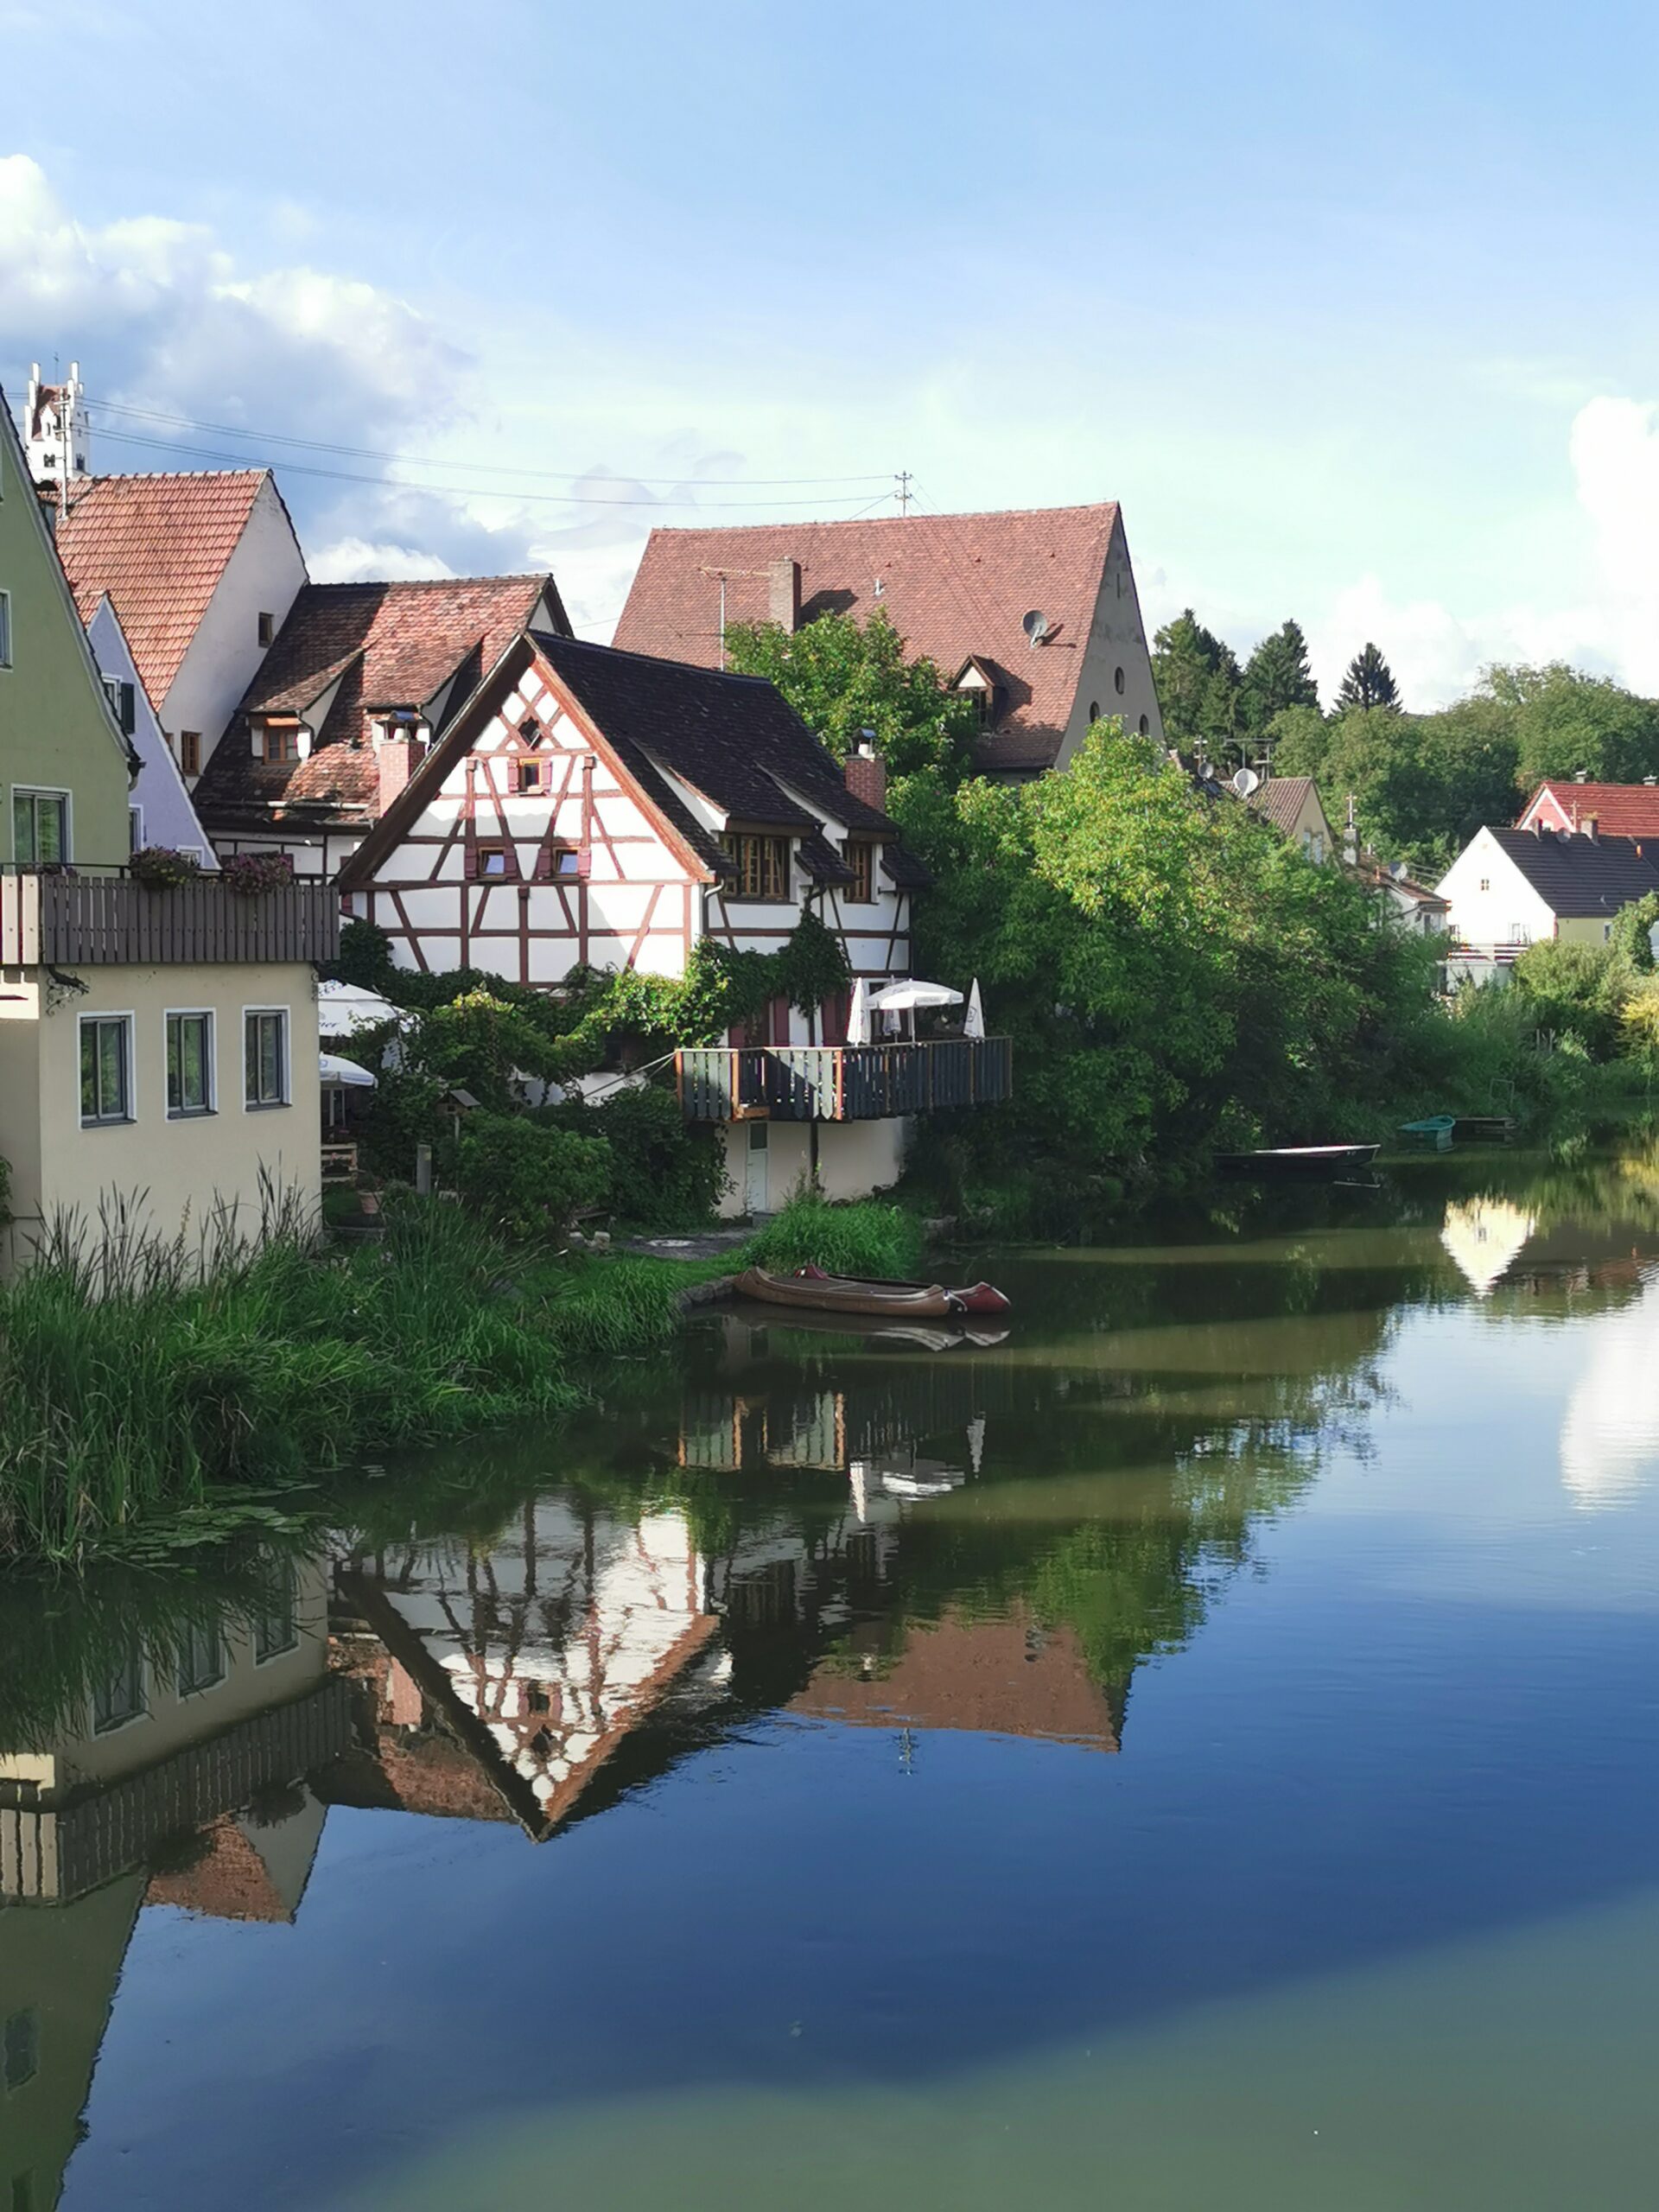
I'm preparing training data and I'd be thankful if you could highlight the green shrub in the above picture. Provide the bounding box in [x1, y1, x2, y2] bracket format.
[455, 1111, 612, 1240]
[326, 917, 397, 990]
[744, 1185, 924, 1278]
[1510, 938, 1632, 1058]
[543, 1082, 726, 1228]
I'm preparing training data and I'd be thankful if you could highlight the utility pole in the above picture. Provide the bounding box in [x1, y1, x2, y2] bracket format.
[895, 471, 912, 517]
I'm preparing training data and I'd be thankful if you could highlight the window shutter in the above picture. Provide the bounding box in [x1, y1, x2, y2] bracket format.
[576, 849, 592, 878]
[533, 844, 551, 880]
[463, 845, 479, 880]
[119, 683, 136, 735]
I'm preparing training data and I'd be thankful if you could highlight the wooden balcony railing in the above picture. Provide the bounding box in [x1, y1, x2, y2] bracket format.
[1, 869, 340, 968]
[676, 1036, 1012, 1123]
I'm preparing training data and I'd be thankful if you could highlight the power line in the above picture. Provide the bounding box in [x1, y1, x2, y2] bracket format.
[86, 399, 889, 490]
[85, 424, 894, 511]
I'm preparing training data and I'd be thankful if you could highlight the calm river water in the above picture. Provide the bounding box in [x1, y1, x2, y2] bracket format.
[5, 1142, 1659, 2209]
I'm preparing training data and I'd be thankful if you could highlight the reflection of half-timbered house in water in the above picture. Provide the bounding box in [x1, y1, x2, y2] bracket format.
[337, 632, 1010, 1211]
[0, 1563, 346, 2211]
[328, 1503, 726, 1842]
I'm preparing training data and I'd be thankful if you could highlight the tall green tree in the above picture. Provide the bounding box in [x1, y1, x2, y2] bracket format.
[1336, 642, 1402, 713]
[1481, 662, 1659, 788]
[1241, 620, 1320, 739]
[720, 607, 980, 782]
[1151, 609, 1243, 761]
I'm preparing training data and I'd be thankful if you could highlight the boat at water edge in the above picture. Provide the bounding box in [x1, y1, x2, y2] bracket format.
[732, 1264, 1011, 1319]
[1216, 1142, 1382, 1180]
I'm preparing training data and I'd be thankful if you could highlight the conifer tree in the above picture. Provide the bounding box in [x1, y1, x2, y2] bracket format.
[1337, 642, 1401, 713]
[1241, 620, 1319, 736]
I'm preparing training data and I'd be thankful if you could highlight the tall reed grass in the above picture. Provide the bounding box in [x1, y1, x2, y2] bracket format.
[0, 1187, 578, 1563]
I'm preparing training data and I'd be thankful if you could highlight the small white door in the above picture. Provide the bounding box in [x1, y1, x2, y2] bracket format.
[745, 1121, 769, 1215]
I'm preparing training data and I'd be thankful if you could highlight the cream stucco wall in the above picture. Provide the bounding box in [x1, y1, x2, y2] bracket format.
[0, 959, 320, 1255]
[716, 1114, 907, 1218]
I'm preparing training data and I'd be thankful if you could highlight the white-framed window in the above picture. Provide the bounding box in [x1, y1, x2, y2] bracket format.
[103, 676, 136, 734]
[244, 1007, 290, 1109]
[129, 804, 144, 853]
[11, 788, 69, 866]
[255, 1584, 299, 1663]
[176, 1618, 226, 1697]
[92, 1651, 147, 1735]
[0, 590, 11, 670]
[79, 1014, 135, 1127]
[166, 1009, 215, 1118]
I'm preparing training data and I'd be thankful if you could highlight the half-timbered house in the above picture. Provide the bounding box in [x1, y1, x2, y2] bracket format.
[338, 632, 1010, 1213]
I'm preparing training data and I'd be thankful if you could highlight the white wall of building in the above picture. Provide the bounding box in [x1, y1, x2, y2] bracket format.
[162, 478, 306, 779]
[86, 596, 217, 865]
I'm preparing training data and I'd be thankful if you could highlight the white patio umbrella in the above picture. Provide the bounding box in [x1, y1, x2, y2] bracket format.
[846, 976, 871, 1045]
[963, 979, 985, 1040]
[868, 976, 963, 1040]
[318, 1052, 377, 1088]
[317, 981, 409, 1038]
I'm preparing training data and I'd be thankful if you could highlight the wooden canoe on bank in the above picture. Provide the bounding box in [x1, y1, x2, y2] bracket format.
[793, 1263, 1011, 1315]
[731, 1266, 1009, 1319]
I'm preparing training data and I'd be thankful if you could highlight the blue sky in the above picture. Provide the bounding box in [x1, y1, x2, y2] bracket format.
[6, 0, 1659, 703]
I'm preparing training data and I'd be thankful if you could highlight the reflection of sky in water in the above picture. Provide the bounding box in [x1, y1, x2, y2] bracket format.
[1441, 1196, 1537, 1294]
[1560, 1280, 1659, 1510]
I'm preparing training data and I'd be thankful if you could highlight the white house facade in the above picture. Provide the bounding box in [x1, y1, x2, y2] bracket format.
[1438, 823, 1659, 981]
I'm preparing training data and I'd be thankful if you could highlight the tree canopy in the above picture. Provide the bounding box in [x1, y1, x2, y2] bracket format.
[1150, 609, 1244, 763]
[1242, 620, 1320, 738]
[720, 606, 981, 782]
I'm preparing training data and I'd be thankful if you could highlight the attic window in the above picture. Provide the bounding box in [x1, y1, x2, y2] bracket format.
[1137, 715, 1150, 736]
[721, 831, 791, 902]
[512, 758, 550, 795]
[1114, 666, 1126, 694]
[257, 612, 275, 647]
[261, 718, 300, 765]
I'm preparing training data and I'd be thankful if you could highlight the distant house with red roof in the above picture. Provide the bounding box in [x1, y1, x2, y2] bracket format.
[193, 574, 568, 878]
[613, 503, 1163, 779]
[1516, 779, 1659, 852]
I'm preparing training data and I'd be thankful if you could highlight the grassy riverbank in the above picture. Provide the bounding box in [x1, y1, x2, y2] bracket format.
[0, 1189, 921, 1566]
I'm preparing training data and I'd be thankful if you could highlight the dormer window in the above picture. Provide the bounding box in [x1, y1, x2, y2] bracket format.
[951, 656, 1002, 732]
[721, 831, 791, 902]
[260, 717, 300, 765]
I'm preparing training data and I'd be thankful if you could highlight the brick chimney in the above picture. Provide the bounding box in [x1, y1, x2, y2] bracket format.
[768, 557, 800, 632]
[844, 737, 886, 813]
[378, 736, 424, 815]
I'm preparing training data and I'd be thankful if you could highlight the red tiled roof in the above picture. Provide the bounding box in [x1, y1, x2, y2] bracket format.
[613, 504, 1125, 774]
[1246, 774, 1324, 836]
[194, 575, 560, 831]
[1520, 781, 1659, 840]
[144, 1814, 294, 1923]
[52, 471, 271, 706]
[790, 1610, 1120, 1749]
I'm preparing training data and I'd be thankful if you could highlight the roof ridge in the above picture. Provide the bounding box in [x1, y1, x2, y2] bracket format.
[535, 629, 776, 686]
[644, 499, 1122, 538]
[66, 467, 270, 486]
[302, 573, 549, 593]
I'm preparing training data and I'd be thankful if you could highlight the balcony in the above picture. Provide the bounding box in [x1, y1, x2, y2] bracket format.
[1, 868, 340, 969]
[676, 1037, 1013, 1122]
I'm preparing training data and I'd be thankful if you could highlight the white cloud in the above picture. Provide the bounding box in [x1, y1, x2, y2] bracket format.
[308, 538, 456, 584]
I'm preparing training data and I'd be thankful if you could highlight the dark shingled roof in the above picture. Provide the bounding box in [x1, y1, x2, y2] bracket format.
[1246, 774, 1325, 836]
[1488, 825, 1659, 916]
[530, 632, 904, 852]
[195, 575, 561, 834]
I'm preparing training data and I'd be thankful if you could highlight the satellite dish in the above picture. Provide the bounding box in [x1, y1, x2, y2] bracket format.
[1022, 608, 1050, 645]
[1231, 766, 1261, 798]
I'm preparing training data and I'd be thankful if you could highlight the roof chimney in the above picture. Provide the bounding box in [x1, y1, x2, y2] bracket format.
[378, 734, 424, 816]
[768, 557, 800, 634]
[1581, 814, 1599, 840]
[843, 734, 887, 815]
